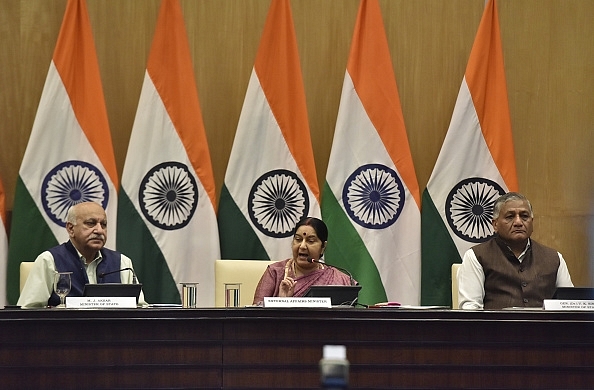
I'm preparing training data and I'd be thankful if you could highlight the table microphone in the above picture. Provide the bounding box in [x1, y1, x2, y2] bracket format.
[308, 258, 355, 286]
[98, 268, 138, 284]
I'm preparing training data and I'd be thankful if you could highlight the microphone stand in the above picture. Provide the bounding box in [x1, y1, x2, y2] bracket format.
[308, 257, 355, 286]
[98, 268, 138, 284]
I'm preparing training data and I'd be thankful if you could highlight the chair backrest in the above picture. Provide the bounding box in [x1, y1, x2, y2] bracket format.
[214, 259, 276, 307]
[451, 263, 461, 309]
[20, 262, 35, 293]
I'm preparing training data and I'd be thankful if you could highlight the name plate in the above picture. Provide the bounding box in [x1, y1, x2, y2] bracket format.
[263, 297, 332, 308]
[543, 299, 594, 311]
[66, 296, 137, 309]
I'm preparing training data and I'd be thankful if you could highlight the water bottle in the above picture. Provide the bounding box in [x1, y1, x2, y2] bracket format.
[319, 345, 349, 389]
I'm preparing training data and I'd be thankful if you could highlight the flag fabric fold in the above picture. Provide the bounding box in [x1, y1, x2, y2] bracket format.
[6, 0, 118, 304]
[218, 0, 320, 261]
[322, 0, 422, 306]
[421, 0, 518, 306]
[0, 176, 8, 307]
[117, 0, 220, 305]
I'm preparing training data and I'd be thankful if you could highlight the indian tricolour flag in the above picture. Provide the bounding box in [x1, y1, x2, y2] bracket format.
[6, 0, 118, 304]
[322, 0, 422, 306]
[117, 0, 220, 305]
[218, 0, 320, 261]
[0, 176, 8, 307]
[421, 0, 518, 306]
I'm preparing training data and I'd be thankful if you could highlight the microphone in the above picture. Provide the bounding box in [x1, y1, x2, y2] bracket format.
[98, 268, 138, 284]
[308, 258, 355, 286]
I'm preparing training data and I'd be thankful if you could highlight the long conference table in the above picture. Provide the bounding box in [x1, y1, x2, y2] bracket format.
[1, 307, 593, 389]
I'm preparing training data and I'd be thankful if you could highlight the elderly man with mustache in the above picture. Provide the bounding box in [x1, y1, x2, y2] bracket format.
[457, 192, 573, 310]
[18, 202, 146, 308]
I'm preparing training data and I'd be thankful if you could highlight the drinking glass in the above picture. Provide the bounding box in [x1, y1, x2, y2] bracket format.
[54, 272, 72, 308]
[225, 283, 241, 307]
[180, 282, 198, 308]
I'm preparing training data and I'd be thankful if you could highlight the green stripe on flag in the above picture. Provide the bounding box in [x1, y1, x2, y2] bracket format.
[420, 189, 461, 306]
[7, 177, 58, 304]
[218, 185, 269, 260]
[322, 182, 386, 306]
[117, 190, 180, 304]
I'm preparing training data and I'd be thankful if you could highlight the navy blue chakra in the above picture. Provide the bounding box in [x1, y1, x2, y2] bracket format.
[342, 163, 404, 229]
[248, 169, 309, 238]
[41, 160, 109, 227]
[445, 177, 505, 243]
[139, 162, 198, 230]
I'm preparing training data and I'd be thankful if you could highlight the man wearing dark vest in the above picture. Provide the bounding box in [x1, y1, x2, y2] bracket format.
[18, 202, 146, 307]
[457, 192, 573, 310]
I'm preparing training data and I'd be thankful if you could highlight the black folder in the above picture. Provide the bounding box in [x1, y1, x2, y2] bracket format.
[303, 285, 362, 306]
[552, 287, 594, 300]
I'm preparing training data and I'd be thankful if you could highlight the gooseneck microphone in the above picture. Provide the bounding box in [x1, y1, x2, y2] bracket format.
[308, 258, 355, 286]
[98, 268, 138, 284]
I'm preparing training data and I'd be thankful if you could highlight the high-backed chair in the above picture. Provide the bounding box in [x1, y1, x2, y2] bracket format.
[20, 262, 35, 293]
[214, 260, 276, 307]
[451, 263, 461, 309]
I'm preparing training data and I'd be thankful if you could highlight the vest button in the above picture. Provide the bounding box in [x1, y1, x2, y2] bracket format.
[522, 282, 527, 287]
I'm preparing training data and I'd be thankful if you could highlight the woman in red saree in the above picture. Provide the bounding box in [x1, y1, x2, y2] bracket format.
[253, 217, 354, 305]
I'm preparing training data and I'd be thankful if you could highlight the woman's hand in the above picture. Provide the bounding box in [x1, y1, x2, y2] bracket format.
[279, 276, 296, 297]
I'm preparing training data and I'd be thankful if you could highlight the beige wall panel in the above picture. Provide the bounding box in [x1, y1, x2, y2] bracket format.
[0, 0, 592, 286]
[0, 0, 21, 202]
[499, 0, 594, 285]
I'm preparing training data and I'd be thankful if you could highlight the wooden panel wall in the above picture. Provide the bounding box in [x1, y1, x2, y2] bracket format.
[0, 0, 593, 286]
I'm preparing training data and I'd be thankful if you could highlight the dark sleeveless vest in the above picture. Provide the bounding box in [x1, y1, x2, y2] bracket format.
[47, 241, 122, 306]
[472, 236, 559, 309]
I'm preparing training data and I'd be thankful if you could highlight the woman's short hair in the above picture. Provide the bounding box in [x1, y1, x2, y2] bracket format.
[294, 217, 328, 242]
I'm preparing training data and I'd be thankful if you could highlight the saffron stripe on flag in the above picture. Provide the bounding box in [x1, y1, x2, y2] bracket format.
[7, 0, 118, 304]
[118, 0, 219, 305]
[421, 0, 518, 306]
[465, 0, 518, 190]
[218, 0, 320, 262]
[323, 0, 422, 305]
